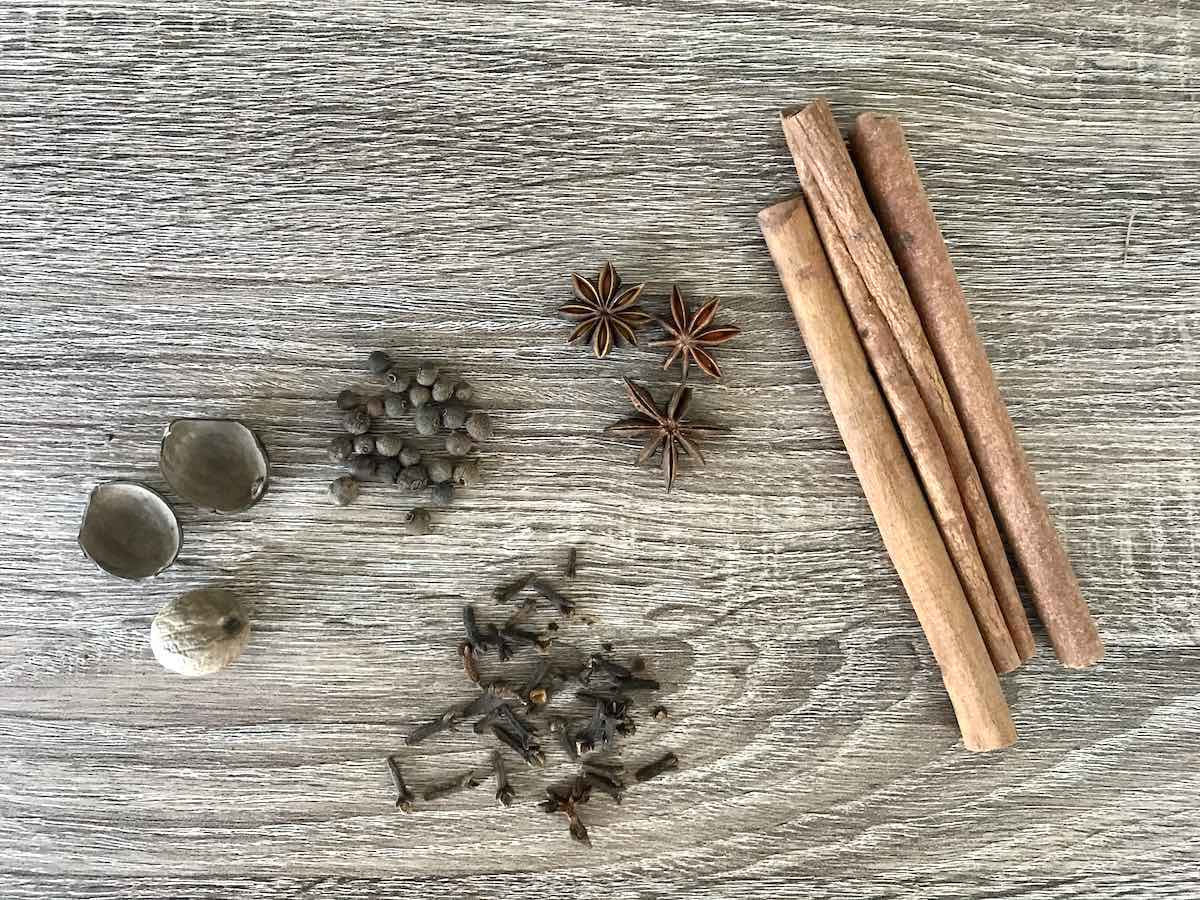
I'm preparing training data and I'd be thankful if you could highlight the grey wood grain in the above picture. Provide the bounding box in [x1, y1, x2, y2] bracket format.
[1, 1, 1197, 897]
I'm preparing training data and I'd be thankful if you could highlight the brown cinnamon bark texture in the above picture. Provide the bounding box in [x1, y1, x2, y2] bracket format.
[797, 168, 1021, 673]
[850, 112, 1103, 668]
[758, 196, 1016, 752]
[781, 100, 1035, 664]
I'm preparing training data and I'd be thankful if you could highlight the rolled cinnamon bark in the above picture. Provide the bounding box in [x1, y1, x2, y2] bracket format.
[758, 196, 1016, 751]
[850, 113, 1103, 668]
[798, 170, 1021, 673]
[781, 100, 1035, 664]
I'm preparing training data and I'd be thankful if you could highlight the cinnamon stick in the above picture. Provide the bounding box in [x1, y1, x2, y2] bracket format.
[781, 100, 1035, 664]
[797, 168, 1021, 673]
[850, 112, 1103, 668]
[758, 196, 1016, 752]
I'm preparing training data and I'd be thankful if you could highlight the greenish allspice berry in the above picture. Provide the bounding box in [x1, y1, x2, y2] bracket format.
[336, 389, 363, 410]
[415, 363, 439, 387]
[405, 507, 431, 536]
[384, 394, 406, 418]
[441, 403, 467, 430]
[368, 350, 392, 375]
[414, 406, 439, 436]
[426, 457, 454, 484]
[365, 396, 386, 418]
[399, 446, 422, 467]
[465, 411, 493, 442]
[328, 476, 359, 506]
[409, 384, 432, 408]
[343, 409, 371, 435]
[386, 368, 411, 393]
[453, 382, 473, 403]
[353, 434, 375, 455]
[327, 435, 354, 462]
[446, 431, 473, 457]
[375, 434, 403, 457]
[375, 457, 402, 483]
[401, 464, 429, 491]
[453, 459, 481, 486]
[348, 454, 375, 480]
[431, 378, 455, 403]
[431, 481, 454, 507]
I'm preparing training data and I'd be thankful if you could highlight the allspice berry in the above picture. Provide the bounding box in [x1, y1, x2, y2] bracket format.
[328, 475, 360, 506]
[384, 394, 407, 418]
[427, 457, 454, 484]
[327, 435, 354, 463]
[401, 464, 429, 490]
[414, 406, 439, 436]
[342, 409, 371, 435]
[336, 389, 363, 410]
[150, 589, 250, 676]
[375, 434, 403, 457]
[368, 350, 393, 375]
[453, 459, 481, 486]
[349, 454, 375, 480]
[353, 434, 376, 455]
[405, 507, 431, 536]
[465, 411, 493, 442]
[446, 431, 473, 457]
[431, 481, 454, 507]
[365, 396, 386, 418]
[409, 384, 432, 408]
[431, 378, 455, 402]
[416, 362, 439, 387]
[399, 446, 422, 468]
[441, 403, 467, 431]
[375, 457, 402, 483]
[453, 382, 473, 403]
[386, 368, 410, 393]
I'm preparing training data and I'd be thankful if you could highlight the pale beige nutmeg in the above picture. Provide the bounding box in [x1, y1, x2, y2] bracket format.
[150, 589, 251, 676]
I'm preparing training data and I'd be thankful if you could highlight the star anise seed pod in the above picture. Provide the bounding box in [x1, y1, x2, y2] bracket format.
[649, 287, 741, 380]
[559, 262, 652, 359]
[605, 377, 727, 492]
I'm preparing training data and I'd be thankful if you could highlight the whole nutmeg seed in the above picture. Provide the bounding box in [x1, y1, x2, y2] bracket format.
[431, 378, 455, 403]
[465, 411, 493, 442]
[446, 431, 473, 457]
[427, 457, 454, 484]
[453, 381, 473, 403]
[405, 507, 431, 536]
[328, 475, 359, 506]
[365, 396, 386, 418]
[385, 368, 411, 393]
[375, 434, 403, 457]
[337, 389, 363, 410]
[408, 385, 432, 408]
[441, 403, 467, 431]
[416, 363, 439, 387]
[353, 434, 376, 456]
[401, 464, 429, 491]
[384, 394, 407, 418]
[375, 457, 402, 483]
[368, 350, 393, 375]
[343, 409, 371, 435]
[150, 589, 250, 676]
[327, 435, 354, 463]
[414, 406, 439, 436]
[453, 459, 481, 486]
[431, 481, 454, 507]
[349, 454, 375, 480]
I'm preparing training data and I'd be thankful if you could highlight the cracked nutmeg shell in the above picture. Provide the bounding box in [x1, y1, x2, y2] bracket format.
[150, 588, 251, 676]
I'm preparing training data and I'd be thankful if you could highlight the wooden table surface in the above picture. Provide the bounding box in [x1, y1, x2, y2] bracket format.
[2, 2, 1197, 897]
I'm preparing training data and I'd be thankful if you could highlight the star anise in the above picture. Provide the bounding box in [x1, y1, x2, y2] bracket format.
[649, 287, 741, 380]
[560, 262, 652, 359]
[604, 378, 726, 492]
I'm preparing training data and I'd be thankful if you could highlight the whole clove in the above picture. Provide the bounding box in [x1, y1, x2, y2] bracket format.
[493, 750, 515, 807]
[618, 676, 660, 692]
[405, 704, 465, 746]
[550, 717, 580, 761]
[531, 577, 574, 616]
[634, 751, 678, 783]
[502, 624, 550, 652]
[461, 679, 516, 718]
[422, 770, 482, 802]
[458, 641, 481, 685]
[492, 724, 545, 768]
[582, 769, 624, 803]
[565, 546, 578, 578]
[462, 604, 487, 654]
[494, 572, 536, 603]
[539, 777, 592, 847]
[481, 623, 514, 661]
[587, 653, 632, 682]
[386, 755, 415, 812]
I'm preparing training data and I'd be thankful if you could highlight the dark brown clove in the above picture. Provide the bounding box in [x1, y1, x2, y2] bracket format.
[586, 653, 632, 682]
[386, 755, 415, 812]
[582, 769, 624, 803]
[549, 716, 580, 761]
[494, 572, 536, 603]
[492, 724, 545, 768]
[458, 641, 481, 685]
[422, 770, 482, 801]
[405, 704, 466, 746]
[502, 624, 551, 653]
[504, 595, 539, 627]
[618, 676, 660, 692]
[634, 751, 679, 783]
[539, 776, 592, 847]
[481, 622, 515, 661]
[565, 547, 578, 578]
[530, 577, 575, 616]
[492, 750, 515, 807]
[462, 604, 487, 654]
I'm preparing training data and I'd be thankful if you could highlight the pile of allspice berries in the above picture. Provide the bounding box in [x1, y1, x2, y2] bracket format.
[326, 350, 493, 533]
